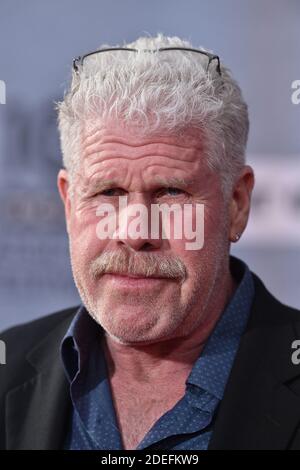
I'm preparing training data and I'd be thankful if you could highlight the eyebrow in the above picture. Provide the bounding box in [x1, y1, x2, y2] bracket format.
[81, 176, 195, 194]
[153, 176, 195, 188]
[81, 178, 119, 194]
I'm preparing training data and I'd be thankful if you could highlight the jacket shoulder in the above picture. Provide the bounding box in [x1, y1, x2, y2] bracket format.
[0, 306, 79, 368]
[0, 307, 79, 450]
[251, 272, 300, 326]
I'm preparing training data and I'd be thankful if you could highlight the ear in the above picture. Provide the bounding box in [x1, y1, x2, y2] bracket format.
[229, 165, 255, 242]
[57, 169, 72, 234]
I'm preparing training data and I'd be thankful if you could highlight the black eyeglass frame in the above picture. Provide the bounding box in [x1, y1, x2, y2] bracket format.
[72, 47, 222, 76]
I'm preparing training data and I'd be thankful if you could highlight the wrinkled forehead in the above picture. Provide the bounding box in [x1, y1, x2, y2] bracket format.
[81, 120, 205, 149]
[70, 122, 212, 192]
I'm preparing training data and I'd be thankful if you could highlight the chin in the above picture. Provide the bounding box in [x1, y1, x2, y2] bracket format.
[100, 309, 173, 343]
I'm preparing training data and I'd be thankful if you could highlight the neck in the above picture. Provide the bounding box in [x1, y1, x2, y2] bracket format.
[102, 267, 237, 386]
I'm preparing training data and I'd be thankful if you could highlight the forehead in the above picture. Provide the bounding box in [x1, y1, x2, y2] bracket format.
[78, 123, 208, 186]
[81, 122, 203, 149]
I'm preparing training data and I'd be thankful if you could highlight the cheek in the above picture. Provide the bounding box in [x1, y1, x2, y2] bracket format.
[168, 204, 227, 282]
[69, 207, 107, 266]
[168, 200, 224, 253]
[202, 197, 229, 247]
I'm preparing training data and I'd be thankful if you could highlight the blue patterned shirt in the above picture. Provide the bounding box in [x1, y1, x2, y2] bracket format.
[61, 255, 254, 450]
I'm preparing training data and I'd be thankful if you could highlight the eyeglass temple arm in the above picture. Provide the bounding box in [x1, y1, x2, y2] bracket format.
[73, 47, 138, 72]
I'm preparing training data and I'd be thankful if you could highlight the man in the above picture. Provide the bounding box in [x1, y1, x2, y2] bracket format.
[1, 34, 300, 450]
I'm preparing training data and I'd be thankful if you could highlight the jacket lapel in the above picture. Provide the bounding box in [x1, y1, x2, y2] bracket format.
[5, 313, 74, 449]
[209, 273, 300, 449]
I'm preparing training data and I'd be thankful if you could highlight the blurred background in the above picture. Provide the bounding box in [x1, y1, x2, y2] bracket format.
[0, 0, 299, 330]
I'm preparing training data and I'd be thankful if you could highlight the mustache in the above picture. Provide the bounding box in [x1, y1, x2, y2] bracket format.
[89, 249, 187, 281]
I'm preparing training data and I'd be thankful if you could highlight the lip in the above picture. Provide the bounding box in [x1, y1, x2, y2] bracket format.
[102, 273, 170, 289]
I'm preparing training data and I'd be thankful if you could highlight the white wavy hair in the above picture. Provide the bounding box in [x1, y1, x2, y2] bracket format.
[56, 33, 249, 195]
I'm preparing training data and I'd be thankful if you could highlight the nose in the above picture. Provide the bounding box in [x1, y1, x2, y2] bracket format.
[113, 194, 163, 252]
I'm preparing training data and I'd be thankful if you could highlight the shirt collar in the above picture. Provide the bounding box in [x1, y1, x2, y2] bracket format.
[61, 304, 103, 383]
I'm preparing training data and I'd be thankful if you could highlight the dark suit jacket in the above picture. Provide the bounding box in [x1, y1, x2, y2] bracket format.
[1, 271, 300, 450]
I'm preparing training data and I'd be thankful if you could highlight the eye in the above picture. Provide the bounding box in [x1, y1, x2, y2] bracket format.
[158, 187, 185, 197]
[97, 188, 125, 197]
